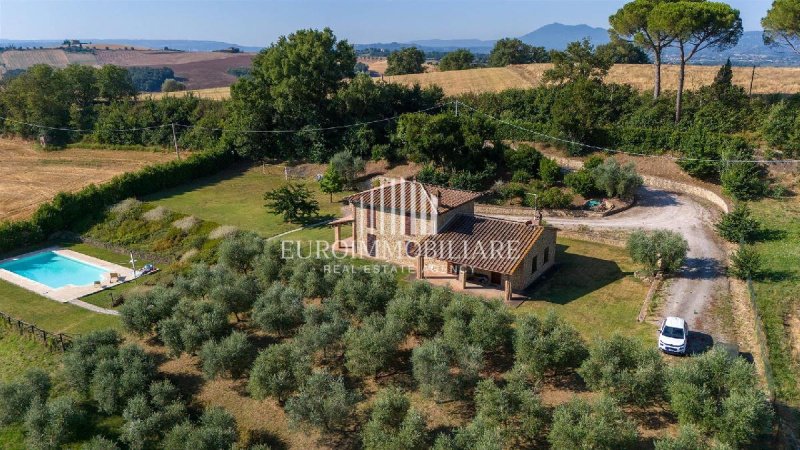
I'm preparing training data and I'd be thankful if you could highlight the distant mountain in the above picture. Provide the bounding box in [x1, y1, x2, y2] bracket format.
[0, 39, 262, 52]
[519, 23, 610, 49]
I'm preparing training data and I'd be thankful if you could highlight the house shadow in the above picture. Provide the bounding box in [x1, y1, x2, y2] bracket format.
[520, 243, 628, 305]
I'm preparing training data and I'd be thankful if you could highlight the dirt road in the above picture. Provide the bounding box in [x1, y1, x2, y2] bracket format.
[491, 187, 728, 340]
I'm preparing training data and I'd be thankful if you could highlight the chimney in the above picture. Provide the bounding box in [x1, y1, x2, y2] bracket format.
[431, 190, 440, 211]
[534, 209, 543, 226]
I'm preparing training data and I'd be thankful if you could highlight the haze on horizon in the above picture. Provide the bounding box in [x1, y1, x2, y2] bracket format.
[0, 0, 772, 47]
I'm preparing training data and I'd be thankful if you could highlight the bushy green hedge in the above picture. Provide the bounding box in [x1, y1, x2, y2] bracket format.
[0, 149, 236, 254]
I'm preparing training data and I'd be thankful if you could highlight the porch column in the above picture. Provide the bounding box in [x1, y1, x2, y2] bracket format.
[333, 225, 341, 247]
[502, 274, 512, 302]
[458, 267, 467, 289]
[416, 255, 425, 279]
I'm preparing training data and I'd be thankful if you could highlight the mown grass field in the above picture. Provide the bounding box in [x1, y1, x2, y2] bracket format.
[750, 197, 800, 403]
[145, 163, 356, 242]
[516, 238, 652, 345]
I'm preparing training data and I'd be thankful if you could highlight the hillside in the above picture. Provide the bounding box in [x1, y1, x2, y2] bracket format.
[154, 63, 800, 101]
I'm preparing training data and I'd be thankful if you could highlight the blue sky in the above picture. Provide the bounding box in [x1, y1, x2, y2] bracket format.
[0, 0, 773, 46]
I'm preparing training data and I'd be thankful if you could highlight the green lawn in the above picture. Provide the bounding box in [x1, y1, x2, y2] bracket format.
[515, 238, 652, 344]
[145, 163, 355, 240]
[750, 198, 800, 402]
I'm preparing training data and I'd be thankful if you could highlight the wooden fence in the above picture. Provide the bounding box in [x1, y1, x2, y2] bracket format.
[0, 311, 75, 352]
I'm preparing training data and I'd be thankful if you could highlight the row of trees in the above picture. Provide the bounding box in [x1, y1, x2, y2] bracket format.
[383, 37, 649, 75]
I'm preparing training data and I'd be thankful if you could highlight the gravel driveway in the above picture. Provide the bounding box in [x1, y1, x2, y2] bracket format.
[493, 186, 728, 341]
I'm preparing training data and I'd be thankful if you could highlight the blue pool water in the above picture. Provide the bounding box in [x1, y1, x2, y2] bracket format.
[0, 251, 108, 289]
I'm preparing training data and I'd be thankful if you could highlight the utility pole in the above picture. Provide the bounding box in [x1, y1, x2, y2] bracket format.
[454, 101, 459, 117]
[748, 65, 756, 98]
[171, 123, 181, 160]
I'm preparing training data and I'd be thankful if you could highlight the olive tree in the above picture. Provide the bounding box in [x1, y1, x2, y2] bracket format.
[295, 302, 349, 357]
[666, 348, 773, 446]
[591, 157, 643, 199]
[411, 336, 482, 402]
[627, 229, 689, 275]
[217, 231, 264, 273]
[471, 378, 547, 446]
[285, 371, 359, 433]
[386, 47, 425, 75]
[344, 313, 406, 378]
[252, 283, 305, 335]
[248, 342, 310, 403]
[362, 387, 428, 450]
[157, 300, 231, 356]
[89, 344, 156, 414]
[514, 311, 588, 379]
[119, 286, 180, 336]
[200, 331, 256, 379]
[24, 396, 85, 450]
[548, 396, 638, 450]
[578, 334, 665, 405]
[162, 407, 239, 450]
[120, 381, 187, 450]
[385, 282, 451, 338]
[0, 368, 51, 425]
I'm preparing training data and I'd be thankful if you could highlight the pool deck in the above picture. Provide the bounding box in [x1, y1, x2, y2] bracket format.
[0, 247, 133, 315]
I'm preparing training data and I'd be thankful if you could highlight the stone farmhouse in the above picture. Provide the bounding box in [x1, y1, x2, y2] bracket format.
[330, 180, 557, 301]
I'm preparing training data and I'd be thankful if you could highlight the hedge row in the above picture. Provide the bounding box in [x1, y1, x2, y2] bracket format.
[0, 149, 237, 254]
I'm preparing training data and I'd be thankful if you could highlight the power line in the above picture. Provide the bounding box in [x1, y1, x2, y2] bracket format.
[455, 100, 800, 165]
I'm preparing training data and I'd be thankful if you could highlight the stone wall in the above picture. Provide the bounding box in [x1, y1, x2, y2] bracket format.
[548, 155, 731, 213]
[510, 227, 557, 291]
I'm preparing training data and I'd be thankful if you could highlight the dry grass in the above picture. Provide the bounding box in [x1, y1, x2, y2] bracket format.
[142, 205, 172, 222]
[144, 87, 233, 101]
[0, 138, 175, 221]
[152, 62, 800, 100]
[172, 215, 200, 231]
[208, 225, 239, 240]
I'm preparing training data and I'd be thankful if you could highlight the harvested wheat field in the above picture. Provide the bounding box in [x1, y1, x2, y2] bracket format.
[0, 139, 175, 221]
[149, 62, 800, 101]
[387, 63, 800, 96]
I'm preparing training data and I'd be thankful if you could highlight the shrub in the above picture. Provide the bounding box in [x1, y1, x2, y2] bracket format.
[514, 311, 587, 379]
[720, 161, 768, 201]
[627, 229, 689, 275]
[715, 204, 761, 243]
[285, 371, 359, 433]
[548, 396, 638, 450]
[252, 283, 305, 335]
[666, 348, 773, 446]
[530, 187, 573, 209]
[564, 169, 597, 197]
[578, 334, 664, 405]
[248, 342, 310, 402]
[511, 169, 532, 183]
[504, 144, 542, 175]
[200, 331, 256, 379]
[362, 387, 428, 450]
[729, 245, 762, 280]
[344, 313, 405, 378]
[538, 157, 561, 186]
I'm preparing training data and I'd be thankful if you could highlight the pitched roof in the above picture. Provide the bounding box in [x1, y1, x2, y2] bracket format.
[416, 214, 546, 275]
[346, 181, 483, 215]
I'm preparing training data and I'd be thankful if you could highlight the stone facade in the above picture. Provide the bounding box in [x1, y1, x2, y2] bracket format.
[509, 227, 557, 291]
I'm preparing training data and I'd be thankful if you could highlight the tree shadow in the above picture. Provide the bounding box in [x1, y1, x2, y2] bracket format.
[754, 269, 797, 283]
[678, 257, 725, 281]
[144, 163, 251, 203]
[635, 188, 680, 208]
[753, 227, 788, 243]
[521, 243, 628, 305]
[244, 429, 288, 450]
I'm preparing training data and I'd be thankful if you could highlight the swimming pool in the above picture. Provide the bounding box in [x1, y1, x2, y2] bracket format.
[0, 251, 108, 289]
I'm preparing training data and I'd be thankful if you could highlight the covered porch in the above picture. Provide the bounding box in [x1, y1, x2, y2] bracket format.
[329, 215, 354, 253]
[415, 255, 522, 303]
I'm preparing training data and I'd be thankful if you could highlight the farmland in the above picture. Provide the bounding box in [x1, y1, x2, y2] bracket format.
[0, 48, 255, 89]
[0, 138, 175, 221]
[152, 62, 800, 100]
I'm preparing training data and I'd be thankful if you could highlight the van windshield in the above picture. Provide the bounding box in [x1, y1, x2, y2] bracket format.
[662, 326, 685, 339]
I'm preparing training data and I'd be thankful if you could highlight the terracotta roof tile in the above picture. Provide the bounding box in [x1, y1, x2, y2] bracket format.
[346, 181, 483, 215]
[417, 214, 545, 274]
